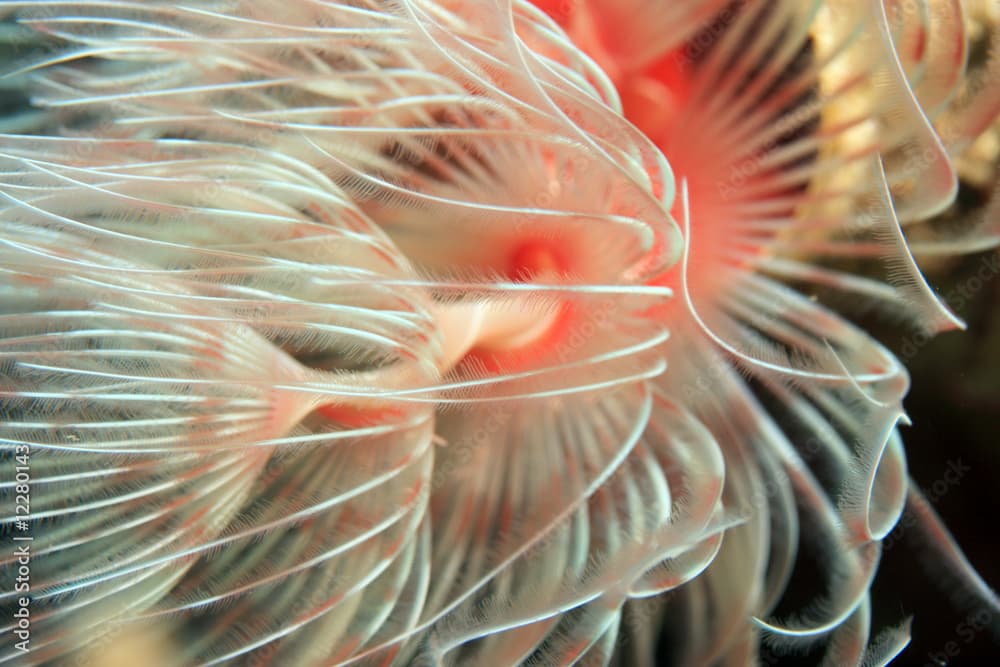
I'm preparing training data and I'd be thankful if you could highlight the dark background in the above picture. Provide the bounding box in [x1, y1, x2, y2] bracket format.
[874, 248, 1000, 667]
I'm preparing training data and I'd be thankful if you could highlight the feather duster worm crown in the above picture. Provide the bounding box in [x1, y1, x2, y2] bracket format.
[0, 1, 997, 665]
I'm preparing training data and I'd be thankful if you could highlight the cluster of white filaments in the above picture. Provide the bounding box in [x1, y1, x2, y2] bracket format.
[0, 1, 997, 665]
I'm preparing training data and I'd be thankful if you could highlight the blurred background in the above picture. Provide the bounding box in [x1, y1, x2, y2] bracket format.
[873, 245, 1000, 667]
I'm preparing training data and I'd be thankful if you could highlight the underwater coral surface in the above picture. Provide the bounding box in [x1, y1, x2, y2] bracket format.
[0, 1, 998, 665]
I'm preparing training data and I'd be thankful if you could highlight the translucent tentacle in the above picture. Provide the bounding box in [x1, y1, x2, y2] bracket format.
[903, 485, 1000, 639]
[0, 132, 439, 664]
